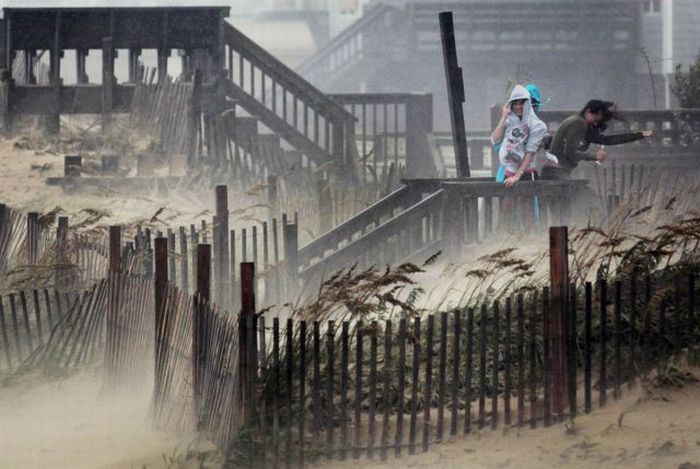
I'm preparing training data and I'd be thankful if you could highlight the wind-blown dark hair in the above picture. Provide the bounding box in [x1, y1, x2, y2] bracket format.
[580, 99, 627, 132]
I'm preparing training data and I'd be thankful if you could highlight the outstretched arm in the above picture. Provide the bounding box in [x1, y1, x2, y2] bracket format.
[588, 131, 646, 146]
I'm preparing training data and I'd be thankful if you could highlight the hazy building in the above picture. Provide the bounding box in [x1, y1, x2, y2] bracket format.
[297, 0, 700, 129]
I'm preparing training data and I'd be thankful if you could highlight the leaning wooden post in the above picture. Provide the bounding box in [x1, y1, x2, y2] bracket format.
[26, 212, 39, 265]
[549, 226, 569, 420]
[438, 11, 470, 178]
[240, 262, 257, 426]
[153, 237, 168, 408]
[101, 37, 115, 133]
[194, 243, 211, 426]
[106, 225, 121, 384]
[215, 185, 230, 307]
[283, 223, 299, 298]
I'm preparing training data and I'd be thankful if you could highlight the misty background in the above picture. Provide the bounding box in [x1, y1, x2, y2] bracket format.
[4, 0, 700, 130]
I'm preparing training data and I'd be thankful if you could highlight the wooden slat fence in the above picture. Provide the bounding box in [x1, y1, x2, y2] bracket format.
[232, 264, 698, 466]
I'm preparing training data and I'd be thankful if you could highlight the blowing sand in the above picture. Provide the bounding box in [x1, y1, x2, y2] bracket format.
[0, 370, 199, 469]
[323, 381, 700, 469]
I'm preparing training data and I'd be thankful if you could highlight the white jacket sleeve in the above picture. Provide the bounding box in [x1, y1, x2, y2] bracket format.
[525, 120, 547, 154]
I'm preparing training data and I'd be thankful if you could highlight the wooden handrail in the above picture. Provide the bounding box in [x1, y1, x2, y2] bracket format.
[300, 188, 444, 281]
[298, 184, 415, 265]
[224, 23, 353, 123]
[295, 4, 392, 77]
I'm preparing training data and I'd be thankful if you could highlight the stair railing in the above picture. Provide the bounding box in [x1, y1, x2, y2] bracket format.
[223, 23, 356, 171]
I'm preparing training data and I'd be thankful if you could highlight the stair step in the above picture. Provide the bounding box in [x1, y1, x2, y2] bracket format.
[223, 79, 331, 165]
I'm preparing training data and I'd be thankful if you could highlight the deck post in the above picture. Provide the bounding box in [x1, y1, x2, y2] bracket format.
[549, 226, 569, 420]
[194, 243, 211, 427]
[215, 185, 230, 307]
[101, 37, 115, 133]
[405, 94, 436, 178]
[105, 226, 122, 384]
[283, 223, 299, 297]
[76, 49, 89, 84]
[46, 12, 62, 135]
[0, 70, 12, 134]
[239, 262, 257, 426]
[127, 48, 141, 83]
[439, 11, 470, 178]
[153, 236, 168, 415]
[441, 187, 463, 255]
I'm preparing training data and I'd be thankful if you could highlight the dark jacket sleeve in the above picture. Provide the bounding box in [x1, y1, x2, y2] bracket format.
[587, 130, 644, 146]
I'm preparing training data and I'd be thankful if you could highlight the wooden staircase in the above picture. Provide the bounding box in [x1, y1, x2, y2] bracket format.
[295, 178, 589, 287]
[202, 23, 358, 184]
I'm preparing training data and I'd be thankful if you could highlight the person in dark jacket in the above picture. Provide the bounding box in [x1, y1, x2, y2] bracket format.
[541, 100, 654, 180]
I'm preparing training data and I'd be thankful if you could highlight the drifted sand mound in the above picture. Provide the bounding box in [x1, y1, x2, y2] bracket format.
[324, 379, 700, 469]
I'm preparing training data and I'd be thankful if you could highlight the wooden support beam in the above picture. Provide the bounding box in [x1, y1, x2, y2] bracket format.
[215, 185, 230, 307]
[128, 48, 141, 83]
[438, 11, 470, 178]
[441, 188, 462, 255]
[405, 94, 435, 178]
[157, 49, 169, 82]
[4, 13, 12, 71]
[240, 261, 257, 426]
[104, 225, 123, 384]
[102, 37, 114, 133]
[153, 236, 168, 415]
[24, 50, 37, 85]
[47, 12, 62, 135]
[193, 243, 211, 426]
[549, 226, 569, 420]
[76, 49, 89, 84]
[0, 70, 12, 134]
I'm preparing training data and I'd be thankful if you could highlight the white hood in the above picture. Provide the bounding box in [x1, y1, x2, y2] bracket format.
[506, 85, 536, 125]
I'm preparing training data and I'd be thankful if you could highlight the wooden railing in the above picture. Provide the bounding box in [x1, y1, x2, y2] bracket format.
[430, 131, 494, 177]
[330, 93, 435, 181]
[223, 23, 356, 169]
[299, 179, 589, 285]
[300, 188, 443, 283]
[298, 185, 420, 269]
[295, 4, 396, 86]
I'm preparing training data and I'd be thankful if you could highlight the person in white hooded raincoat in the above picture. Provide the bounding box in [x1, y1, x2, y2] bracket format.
[491, 84, 548, 187]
